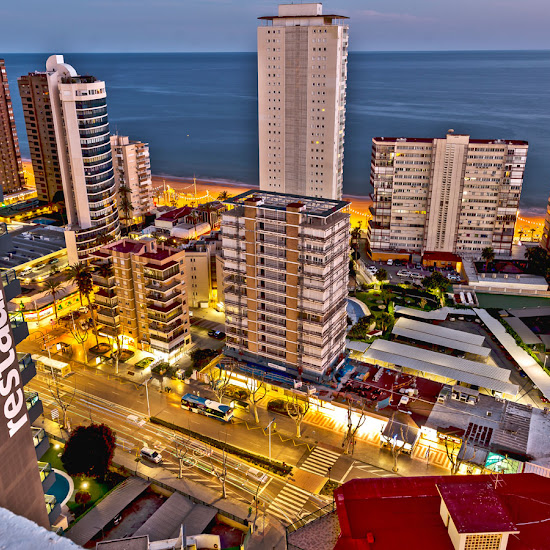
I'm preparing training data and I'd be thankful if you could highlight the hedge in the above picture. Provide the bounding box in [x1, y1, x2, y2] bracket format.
[150, 417, 292, 476]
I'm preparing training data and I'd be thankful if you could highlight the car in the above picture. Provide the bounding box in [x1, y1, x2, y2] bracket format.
[387, 259, 393, 266]
[411, 272, 424, 279]
[20, 269, 32, 277]
[448, 274, 461, 282]
[140, 447, 162, 463]
[208, 330, 225, 339]
[367, 265, 378, 273]
[415, 263, 422, 270]
[48, 258, 59, 265]
[246, 467, 268, 484]
[397, 270, 412, 278]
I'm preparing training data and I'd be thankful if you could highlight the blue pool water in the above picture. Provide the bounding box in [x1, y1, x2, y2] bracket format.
[31, 217, 57, 225]
[48, 472, 71, 505]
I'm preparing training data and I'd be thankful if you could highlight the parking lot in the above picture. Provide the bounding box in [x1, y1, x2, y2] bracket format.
[362, 258, 462, 284]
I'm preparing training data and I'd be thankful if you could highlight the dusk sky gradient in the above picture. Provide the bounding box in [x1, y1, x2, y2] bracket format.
[2, 0, 550, 52]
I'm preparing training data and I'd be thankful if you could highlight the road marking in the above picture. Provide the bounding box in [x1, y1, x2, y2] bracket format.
[266, 484, 312, 523]
[299, 446, 340, 476]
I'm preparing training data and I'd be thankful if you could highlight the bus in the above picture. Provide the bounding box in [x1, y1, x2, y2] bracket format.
[181, 393, 234, 423]
[32, 355, 71, 378]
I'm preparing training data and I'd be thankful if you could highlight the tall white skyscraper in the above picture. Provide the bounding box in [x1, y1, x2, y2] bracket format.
[258, 3, 349, 200]
[46, 55, 120, 264]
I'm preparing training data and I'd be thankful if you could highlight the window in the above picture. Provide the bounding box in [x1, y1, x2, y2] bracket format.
[464, 533, 502, 550]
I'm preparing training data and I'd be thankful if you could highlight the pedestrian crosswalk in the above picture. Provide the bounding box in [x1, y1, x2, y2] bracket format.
[266, 483, 312, 524]
[299, 446, 341, 477]
[352, 462, 397, 478]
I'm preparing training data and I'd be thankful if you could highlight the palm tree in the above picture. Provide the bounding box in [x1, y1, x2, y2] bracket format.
[66, 263, 92, 306]
[350, 222, 362, 249]
[481, 247, 495, 272]
[44, 279, 63, 319]
[118, 185, 134, 234]
[518, 229, 525, 242]
[217, 191, 232, 201]
[530, 228, 537, 243]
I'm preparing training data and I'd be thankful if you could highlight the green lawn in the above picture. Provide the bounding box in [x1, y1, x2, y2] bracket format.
[42, 443, 124, 517]
[476, 293, 550, 309]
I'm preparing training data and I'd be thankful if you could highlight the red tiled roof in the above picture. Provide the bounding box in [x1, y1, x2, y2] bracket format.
[423, 251, 462, 262]
[157, 207, 192, 221]
[437, 481, 518, 534]
[144, 259, 178, 270]
[335, 474, 550, 550]
[109, 240, 145, 254]
[141, 249, 175, 261]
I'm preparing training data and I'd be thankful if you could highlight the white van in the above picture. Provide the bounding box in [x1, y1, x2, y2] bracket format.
[140, 447, 162, 463]
[246, 467, 268, 484]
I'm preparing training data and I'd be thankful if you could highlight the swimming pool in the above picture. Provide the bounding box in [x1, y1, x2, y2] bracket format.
[31, 217, 57, 225]
[48, 470, 74, 507]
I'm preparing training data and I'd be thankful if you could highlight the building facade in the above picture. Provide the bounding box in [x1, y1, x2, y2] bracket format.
[257, 3, 349, 200]
[0, 60, 25, 195]
[541, 195, 550, 252]
[46, 55, 120, 264]
[110, 135, 153, 226]
[184, 236, 221, 308]
[222, 190, 349, 380]
[0, 226, 58, 528]
[367, 133, 528, 258]
[18, 72, 64, 203]
[92, 238, 191, 362]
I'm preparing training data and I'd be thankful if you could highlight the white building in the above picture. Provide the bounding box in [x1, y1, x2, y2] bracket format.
[110, 135, 153, 226]
[367, 133, 528, 259]
[46, 55, 120, 264]
[258, 3, 349, 200]
[222, 190, 349, 380]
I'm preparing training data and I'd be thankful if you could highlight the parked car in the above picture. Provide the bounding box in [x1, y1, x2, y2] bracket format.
[48, 258, 59, 265]
[397, 270, 412, 278]
[367, 265, 378, 273]
[415, 263, 422, 270]
[208, 330, 226, 340]
[387, 259, 393, 266]
[411, 272, 423, 279]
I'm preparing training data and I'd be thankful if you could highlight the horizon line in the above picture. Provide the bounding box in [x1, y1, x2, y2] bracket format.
[2, 48, 550, 55]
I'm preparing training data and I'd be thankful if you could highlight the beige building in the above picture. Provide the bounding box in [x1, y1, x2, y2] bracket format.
[92, 238, 191, 362]
[258, 3, 349, 200]
[110, 135, 153, 226]
[367, 133, 528, 259]
[184, 236, 221, 308]
[222, 190, 349, 380]
[18, 71, 64, 203]
[541, 195, 550, 253]
[45, 55, 120, 264]
[0, 60, 25, 195]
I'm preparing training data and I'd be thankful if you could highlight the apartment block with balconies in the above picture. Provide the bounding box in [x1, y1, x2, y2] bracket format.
[222, 190, 349, 381]
[92, 238, 192, 362]
[367, 133, 528, 259]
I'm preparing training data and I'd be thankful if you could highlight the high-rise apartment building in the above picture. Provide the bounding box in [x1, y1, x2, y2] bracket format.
[540, 196, 550, 252]
[110, 135, 153, 226]
[367, 133, 528, 258]
[45, 55, 120, 264]
[0, 226, 57, 528]
[222, 190, 349, 380]
[92, 238, 192, 362]
[18, 72, 63, 203]
[257, 3, 349, 200]
[0, 60, 25, 195]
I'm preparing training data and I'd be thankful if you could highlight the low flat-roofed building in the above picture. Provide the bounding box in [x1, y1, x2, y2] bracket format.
[364, 339, 518, 397]
[503, 316, 542, 346]
[334, 473, 550, 550]
[392, 317, 490, 358]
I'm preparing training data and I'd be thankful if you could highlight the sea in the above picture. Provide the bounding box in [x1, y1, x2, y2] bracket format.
[3, 51, 550, 214]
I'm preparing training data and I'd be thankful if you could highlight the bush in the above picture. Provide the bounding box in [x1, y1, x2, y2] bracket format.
[225, 384, 249, 401]
[75, 491, 91, 506]
[320, 480, 341, 497]
[348, 317, 372, 340]
[150, 417, 291, 476]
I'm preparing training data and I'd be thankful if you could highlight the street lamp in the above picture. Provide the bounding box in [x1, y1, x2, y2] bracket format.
[143, 377, 152, 418]
[266, 417, 276, 462]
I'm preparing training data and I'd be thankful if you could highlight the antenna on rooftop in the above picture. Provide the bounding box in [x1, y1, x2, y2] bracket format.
[491, 471, 505, 490]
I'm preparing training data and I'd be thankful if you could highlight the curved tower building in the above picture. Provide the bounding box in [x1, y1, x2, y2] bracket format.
[46, 55, 120, 263]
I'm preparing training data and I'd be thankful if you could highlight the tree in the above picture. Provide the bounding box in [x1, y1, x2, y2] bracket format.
[481, 247, 495, 272]
[518, 229, 525, 242]
[376, 312, 394, 332]
[444, 435, 476, 475]
[380, 417, 410, 473]
[75, 491, 91, 507]
[525, 246, 550, 276]
[217, 191, 232, 201]
[118, 184, 134, 233]
[172, 436, 195, 479]
[530, 227, 537, 242]
[210, 447, 229, 499]
[43, 279, 64, 320]
[342, 398, 367, 455]
[47, 368, 76, 430]
[66, 262, 93, 307]
[285, 394, 310, 438]
[208, 363, 234, 402]
[62, 424, 116, 479]
[67, 311, 90, 360]
[350, 222, 362, 249]
[375, 268, 387, 288]
[246, 375, 268, 424]
[422, 272, 449, 306]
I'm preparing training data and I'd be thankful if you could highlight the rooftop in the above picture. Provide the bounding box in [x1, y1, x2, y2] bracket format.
[107, 240, 147, 255]
[373, 136, 528, 146]
[156, 207, 192, 222]
[334, 474, 550, 550]
[224, 189, 349, 218]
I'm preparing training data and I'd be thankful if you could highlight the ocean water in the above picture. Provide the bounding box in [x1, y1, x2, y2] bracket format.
[3, 51, 550, 213]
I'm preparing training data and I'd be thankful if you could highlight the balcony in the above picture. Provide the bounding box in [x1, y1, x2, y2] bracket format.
[38, 462, 55, 493]
[0, 269, 21, 302]
[144, 266, 180, 282]
[25, 391, 43, 424]
[18, 352, 36, 386]
[45, 494, 61, 523]
[147, 306, 183, 323]
[146, 290, 180, 304]
[146, 300, 181, 314]
[97, 311, 120, 326]
[10, 313, 29, 345]
[33, 427, 49, 460]
[145, 278, 180, 293]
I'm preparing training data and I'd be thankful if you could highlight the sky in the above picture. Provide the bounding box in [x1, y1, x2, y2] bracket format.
[1, 0, 550, 52]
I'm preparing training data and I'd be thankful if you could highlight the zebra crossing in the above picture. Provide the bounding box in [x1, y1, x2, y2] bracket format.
[266, 483, 313, 524]
[299, 446, 341, 477]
